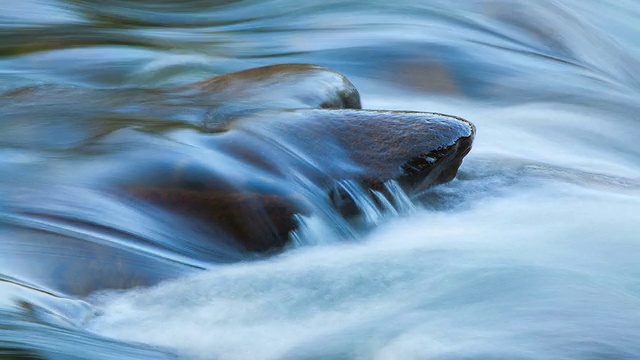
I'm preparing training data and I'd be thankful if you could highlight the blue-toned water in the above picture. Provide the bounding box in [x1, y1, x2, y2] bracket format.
[2, 1, 640, 359]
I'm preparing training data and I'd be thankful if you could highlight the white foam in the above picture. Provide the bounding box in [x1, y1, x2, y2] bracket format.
[88, 180, 640, 359]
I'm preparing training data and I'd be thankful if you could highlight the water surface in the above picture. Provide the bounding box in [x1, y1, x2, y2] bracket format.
[2, 1, 640, 359]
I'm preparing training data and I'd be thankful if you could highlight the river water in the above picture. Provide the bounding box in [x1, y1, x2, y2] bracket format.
[2, 1, 640, 359]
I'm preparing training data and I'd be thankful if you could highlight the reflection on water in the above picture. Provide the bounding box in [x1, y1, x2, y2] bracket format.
[2, 0, 640, 359]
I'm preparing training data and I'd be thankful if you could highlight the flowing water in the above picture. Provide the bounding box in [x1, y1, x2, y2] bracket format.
[2, 0, 640, 359]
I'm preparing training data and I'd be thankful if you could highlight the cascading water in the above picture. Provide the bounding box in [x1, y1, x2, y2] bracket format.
[2, 1, 640, 359]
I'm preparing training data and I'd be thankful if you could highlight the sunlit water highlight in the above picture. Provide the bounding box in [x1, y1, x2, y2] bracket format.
[1, 0, 640, 359]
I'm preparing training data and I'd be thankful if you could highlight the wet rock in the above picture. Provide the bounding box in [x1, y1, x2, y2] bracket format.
[0, 63, 361, 149]
[129, 188, 310, 252]
[197, 63, 361, 110]
[212, 109, 474, 189]
[0, 64, 475, 295]
[131, 108, 474, 252]
[194, 63, 362, 131]
[232, 108, 475, 219]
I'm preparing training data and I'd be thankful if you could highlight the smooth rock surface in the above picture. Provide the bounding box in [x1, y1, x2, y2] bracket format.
[130, 108, 475, 251]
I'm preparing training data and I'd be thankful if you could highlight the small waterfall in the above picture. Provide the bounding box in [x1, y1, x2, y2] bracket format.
[334, 180, 384, 226]
[289, 214, 339, 247]
[371, 188, 399, 216]
[335, 179, 417, 222]
[291, 179, 418, 247]
[383, 180, 416, 214]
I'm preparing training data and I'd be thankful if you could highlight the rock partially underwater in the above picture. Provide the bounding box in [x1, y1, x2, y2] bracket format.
[195, 63, 362, 129]
[128, 108, 474, 252]
[0, 64, 474, 295]
[0, 63, 361, 146]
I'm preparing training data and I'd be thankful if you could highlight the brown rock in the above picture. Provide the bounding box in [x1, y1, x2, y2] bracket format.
[197, 64, 362, 110]
[131, 108, 474, 251]
[193, 63, 362, 131]
[0, 64, 475, 297]
[129, 187, 310, 252]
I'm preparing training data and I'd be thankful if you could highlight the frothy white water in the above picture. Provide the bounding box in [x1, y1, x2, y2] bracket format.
[88, 174, 640, 359]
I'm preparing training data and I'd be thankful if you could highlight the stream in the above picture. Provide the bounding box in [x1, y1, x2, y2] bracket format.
[1, 1, 640, 359]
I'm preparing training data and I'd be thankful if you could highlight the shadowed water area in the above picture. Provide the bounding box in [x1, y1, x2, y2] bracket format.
[2, 1, 640, 359]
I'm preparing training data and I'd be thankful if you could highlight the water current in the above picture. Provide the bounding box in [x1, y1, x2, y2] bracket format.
[1, 1, 640, 359]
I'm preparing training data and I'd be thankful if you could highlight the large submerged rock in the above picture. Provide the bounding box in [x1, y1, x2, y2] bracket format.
[110, 64, 476, 252]
[128, 107, 474, 251]
[1, 63, 475, 296]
